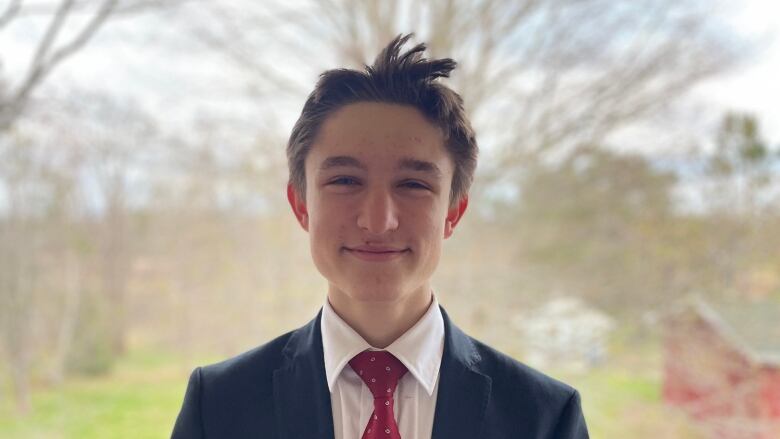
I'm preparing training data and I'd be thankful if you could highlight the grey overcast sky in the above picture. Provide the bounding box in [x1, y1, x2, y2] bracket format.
[690, 0, 780, 144]
[1, 0, 778, 148]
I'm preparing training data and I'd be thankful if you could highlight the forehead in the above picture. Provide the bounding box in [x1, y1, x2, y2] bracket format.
[307, 102, 449, 168]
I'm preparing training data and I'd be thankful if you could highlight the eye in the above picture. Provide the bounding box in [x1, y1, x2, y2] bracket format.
[327, 176, 361, 186]
[400, 180, 430, 190]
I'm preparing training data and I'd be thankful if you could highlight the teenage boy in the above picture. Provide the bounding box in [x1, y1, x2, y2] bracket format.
[172, 34, 589, 439]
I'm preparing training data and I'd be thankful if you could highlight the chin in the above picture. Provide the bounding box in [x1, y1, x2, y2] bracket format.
[349, 285, 406, 303]
[333, 278, 413, 304]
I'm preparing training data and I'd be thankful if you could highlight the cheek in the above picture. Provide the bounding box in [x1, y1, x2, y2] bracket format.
[309, 205, 349, 246]
[411, 206, 446, 246]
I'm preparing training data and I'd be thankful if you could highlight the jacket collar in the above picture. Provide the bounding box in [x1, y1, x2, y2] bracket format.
[431, 306, 491, 438]
[272, 305, 491, 439]
[273, 309, 335, 439]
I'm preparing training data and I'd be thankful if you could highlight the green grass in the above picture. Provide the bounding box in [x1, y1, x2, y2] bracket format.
[0, 344, 703, 438]
[0, 350, 195, 439]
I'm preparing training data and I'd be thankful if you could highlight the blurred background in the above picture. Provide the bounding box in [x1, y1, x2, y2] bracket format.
[1, 0, 779, 437]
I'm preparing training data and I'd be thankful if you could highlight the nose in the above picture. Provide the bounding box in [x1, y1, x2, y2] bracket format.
[356, 187, 399, 234]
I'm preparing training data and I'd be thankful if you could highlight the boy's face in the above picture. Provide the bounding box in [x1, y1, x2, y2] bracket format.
[287, 102, 468, 305]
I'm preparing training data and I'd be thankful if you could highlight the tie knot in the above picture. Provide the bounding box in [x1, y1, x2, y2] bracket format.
[348, 350, 408, 398]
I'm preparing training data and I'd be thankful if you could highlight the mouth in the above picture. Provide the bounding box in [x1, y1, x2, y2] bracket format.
[343, 246, 410, 262]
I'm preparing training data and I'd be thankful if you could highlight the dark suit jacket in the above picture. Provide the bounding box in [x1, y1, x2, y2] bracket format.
[171, 306, 589, 438]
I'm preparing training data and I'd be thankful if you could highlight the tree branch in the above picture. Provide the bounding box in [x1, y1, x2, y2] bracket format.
[0, 0, 22, 30]
[1, 0, 119, 131]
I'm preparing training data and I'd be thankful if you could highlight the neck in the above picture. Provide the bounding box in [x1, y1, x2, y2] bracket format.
[327, 285, 433, 349]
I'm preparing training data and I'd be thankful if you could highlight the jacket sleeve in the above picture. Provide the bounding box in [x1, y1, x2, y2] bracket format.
[550, 389, 589, 439]
[171, 367, 205, 439]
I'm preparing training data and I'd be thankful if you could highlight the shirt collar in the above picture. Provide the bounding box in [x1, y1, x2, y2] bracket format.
[321, 293, 444, 396]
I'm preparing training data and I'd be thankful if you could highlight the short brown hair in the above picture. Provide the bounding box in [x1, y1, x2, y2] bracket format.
[286, 33, 478, 206]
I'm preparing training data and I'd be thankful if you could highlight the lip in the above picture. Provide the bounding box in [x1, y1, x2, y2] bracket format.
[344, 246, 410, 262]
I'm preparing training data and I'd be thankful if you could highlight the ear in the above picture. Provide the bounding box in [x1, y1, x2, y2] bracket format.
[443, 195, 468, 239]
[287, 183, 309, 231]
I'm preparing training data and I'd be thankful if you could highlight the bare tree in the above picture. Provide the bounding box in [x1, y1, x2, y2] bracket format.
[61, 92, 160, 356]
[0, 119, 84, 412]
[0, 0, 119, 130]
[0, 91, 160, 413]
[0, 0, 191, 132]
[177, 0, 747, 188]
[0, 0, 191, 413]
[0, 0, 120, 411]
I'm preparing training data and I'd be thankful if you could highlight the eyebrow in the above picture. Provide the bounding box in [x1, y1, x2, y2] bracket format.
[397, 157, 442, 178]
[318, 155, 366, 171]
[318, 155, 443, 178]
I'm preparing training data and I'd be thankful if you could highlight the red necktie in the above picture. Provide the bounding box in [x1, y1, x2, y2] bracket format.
[348, 350, 409, 439]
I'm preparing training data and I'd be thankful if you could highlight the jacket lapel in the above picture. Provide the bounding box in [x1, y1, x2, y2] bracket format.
[271, 306, 490, 438]
[273, 310, 335, 439]
[431, 306, 492, 438]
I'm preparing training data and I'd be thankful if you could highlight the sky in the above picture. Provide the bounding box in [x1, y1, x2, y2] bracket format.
[691, 0, 780, 145]
[1, 0, 779, 148]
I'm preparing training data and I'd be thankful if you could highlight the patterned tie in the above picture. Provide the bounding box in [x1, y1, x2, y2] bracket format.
[348, 350, 409, 439]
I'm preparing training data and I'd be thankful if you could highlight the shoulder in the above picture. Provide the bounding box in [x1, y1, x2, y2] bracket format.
[454, 336, 582, 428]
[441, 306, 579, 413]
[197, 328, 296, 398]
[173, 327, 305, 437]
[469, 337, 575, 404]
[443, 311, 577, 407]
[441, 319, 588, 436]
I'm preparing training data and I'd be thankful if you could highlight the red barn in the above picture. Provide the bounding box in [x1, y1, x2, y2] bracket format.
[663, 297, 780, 439]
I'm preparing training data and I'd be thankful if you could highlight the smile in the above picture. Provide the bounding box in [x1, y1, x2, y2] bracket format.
[344, 248, 410, 262]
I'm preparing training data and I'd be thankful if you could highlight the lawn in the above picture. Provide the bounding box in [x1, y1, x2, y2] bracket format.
[0, 350, 196, 439]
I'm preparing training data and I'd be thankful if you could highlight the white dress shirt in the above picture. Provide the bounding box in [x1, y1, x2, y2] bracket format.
[321, 294, 445, 439]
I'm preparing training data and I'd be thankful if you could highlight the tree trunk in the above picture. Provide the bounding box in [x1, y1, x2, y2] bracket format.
[48, 249, 83, 384]
[0, 215, 35, 414]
